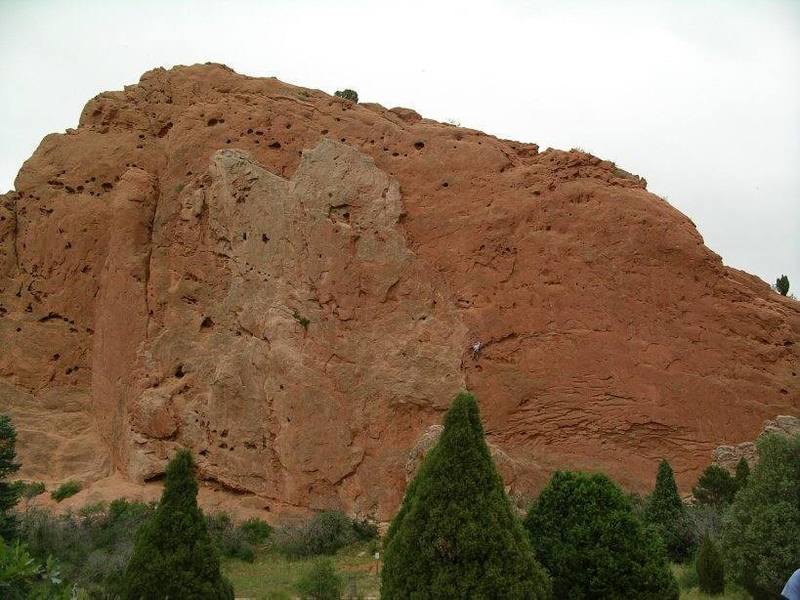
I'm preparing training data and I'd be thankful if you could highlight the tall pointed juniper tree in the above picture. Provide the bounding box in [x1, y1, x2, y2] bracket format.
[0, 414, 21, 541]
[122, 449, 233, 600]
[643, 459, 694, 562]
[381, 392, 551, 599]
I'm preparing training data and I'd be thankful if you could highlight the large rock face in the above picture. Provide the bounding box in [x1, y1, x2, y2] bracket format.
[1, 64, 797, 519]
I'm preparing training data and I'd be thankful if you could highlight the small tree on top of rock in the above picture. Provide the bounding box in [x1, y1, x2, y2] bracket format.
[775, 274, 790, 296]
[334, 89, 358, 103]
[524, 471, 678, 599]
[696, 535, 725, 595]
[722, 434, 800, 599]
[381, 392, 551, 599]
[122, 449, 233, 600]
[643, 459, 695, 562]
[692, 465, 738, 506]
[0, 415, 21, 542]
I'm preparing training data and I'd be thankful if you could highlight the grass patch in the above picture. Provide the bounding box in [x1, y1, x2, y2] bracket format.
[224, 541, 380, 599]
[672, 564, 751, 600]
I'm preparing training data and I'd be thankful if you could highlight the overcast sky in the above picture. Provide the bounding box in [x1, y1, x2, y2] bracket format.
[1, 0, 798, 289]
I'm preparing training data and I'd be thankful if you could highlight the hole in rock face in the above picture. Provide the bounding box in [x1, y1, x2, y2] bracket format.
[157, 122, 173, 137]
[442, 182, 449, 188]
[207, 118, 219, 126]
[414, 141, 425, 150]
[269, 141, 281, 149]
[201, 316, 214, 329]
[261, 233, 270, 243]
[175, 364, 185, 378]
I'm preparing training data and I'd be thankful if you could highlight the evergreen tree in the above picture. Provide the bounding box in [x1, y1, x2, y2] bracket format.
[734, 457, 750, 491]
[381, 392, 551, 599]
[722, 434, 800, 599]
[696, 535, 725, 595]
[775, 274, 790, 296]
[524, 471, 678, 599]
[643, 459, 694, 562]
[122, 449, 233, 600]
[0, 415, 21, 542]
[692, 465, 737, 506]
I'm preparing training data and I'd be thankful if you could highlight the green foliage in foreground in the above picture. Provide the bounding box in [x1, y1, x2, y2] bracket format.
[381, 392, 551, 599]
[0, 415, 21, 541]
[334, 89, 358, 103]
[0, 537, 74, 599]
[643, 460, 695, 562]
[696, 536, 725, 595]
[50, 481, 81, 502]
[122, 449, 233, 600]
[722, 433, 800, 599]
[525, 470, 678, 600]
[296, 557, 343, 600]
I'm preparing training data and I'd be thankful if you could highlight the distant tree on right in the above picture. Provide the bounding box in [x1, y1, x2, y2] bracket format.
[775, 274, 790, 296]
[722, 434, 800, 599]
[643, 459, 695, 562]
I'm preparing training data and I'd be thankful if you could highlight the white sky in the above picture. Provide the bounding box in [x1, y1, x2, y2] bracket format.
[1, 0, 798, 290]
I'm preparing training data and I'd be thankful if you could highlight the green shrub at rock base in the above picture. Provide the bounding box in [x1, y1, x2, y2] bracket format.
[722, 433, 800, 599]
[643, 459, 695, 562]
[296, 557, 343, 600]
[206, 513, 256, 562]
[239, 517, 272, 545]
[121, 449, 233, 599]
[50, 481, 81, 503]
[273, 511, 356, 558]
[693, 465, 738, 506]
[21, 481, 45, 499]
[381, 392, 551, 599]
[524, 470, 678, 600]
[696, 535, 724, 595]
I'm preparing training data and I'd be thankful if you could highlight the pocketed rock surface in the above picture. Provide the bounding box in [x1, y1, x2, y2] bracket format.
[1, 64, 797, 519]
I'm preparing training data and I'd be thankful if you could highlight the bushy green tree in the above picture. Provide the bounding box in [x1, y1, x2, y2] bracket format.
[775, 274, 790, 296]
[643, 459, 694, 562]
[734, 457, 750, 490]
[722, 434, 800, 599]
[0, 415, 21, 542]
[122, 450, 233, 599]
[296, 558, 342, 600]
[381, 392, 551, 599]
[696, 535, 724, 595]
[524, 471, 678, 600]
[334, 89, 358, 103]
[692, 465, 738, 506]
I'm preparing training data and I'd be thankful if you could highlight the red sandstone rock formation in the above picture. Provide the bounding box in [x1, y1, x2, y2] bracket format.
[1, 64, 797, 519]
